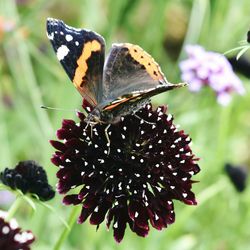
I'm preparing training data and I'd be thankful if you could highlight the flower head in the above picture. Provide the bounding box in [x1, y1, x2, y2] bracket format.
[0, 160, 55, 201]
[180, 45, 245, 105]
[0, 211, 35, 250]
[51, 100, 200, 242]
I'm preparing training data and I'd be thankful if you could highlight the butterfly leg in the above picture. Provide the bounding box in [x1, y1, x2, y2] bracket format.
[90, 124, 95, 138]
[84, 123, 89, 135]
[84, 122, 96, 140]
[104, 124, 111, 155]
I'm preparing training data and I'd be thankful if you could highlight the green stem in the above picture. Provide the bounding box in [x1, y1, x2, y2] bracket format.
[53, 206, 81, 250]
[5, 196, 23, 221]
[177, 0, 209, 61]
[216, 104, 232, 169]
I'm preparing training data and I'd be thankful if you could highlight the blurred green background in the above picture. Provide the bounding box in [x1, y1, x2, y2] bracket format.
[0, 0, 250, 249]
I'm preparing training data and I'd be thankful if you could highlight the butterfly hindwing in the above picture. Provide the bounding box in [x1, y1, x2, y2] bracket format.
[47, 18, 105, 106]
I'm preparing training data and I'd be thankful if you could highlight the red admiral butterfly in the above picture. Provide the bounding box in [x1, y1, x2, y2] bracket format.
[47, 18, 186, 124]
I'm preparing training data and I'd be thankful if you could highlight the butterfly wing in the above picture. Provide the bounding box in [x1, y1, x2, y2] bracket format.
[101, 43, 184, 108]
[47, 18, 105, 106]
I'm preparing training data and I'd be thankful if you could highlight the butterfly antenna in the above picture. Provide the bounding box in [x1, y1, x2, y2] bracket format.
[40, 105, 79, 112]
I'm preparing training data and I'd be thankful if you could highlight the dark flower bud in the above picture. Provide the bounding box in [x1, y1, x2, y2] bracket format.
[0, 161, 55, 201]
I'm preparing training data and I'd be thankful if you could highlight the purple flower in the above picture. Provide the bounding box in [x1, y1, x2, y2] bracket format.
[0, 211, 35, 250]
[51, 100, 200, 242]
[180, 45, 245, 105]
[0, 161, 55, 201]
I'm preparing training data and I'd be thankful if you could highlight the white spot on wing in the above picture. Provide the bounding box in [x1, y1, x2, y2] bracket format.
[57, 45, 70, 61]
[47, 32, 54, 40]
[65, 34, 73, 41]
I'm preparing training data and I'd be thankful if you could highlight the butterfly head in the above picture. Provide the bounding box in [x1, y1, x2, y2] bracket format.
[84, 108, 115, 125]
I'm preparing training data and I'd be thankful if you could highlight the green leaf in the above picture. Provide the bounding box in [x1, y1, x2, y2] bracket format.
[224, 45, 248, 55]
[236, 46, 250, 60]
[21, 195, 37, 211]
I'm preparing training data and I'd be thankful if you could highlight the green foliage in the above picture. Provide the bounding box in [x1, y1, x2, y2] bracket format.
[0, 0, 250, 249]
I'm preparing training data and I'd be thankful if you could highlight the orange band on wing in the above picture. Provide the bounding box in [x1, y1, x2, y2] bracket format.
[103, 93, 143, 111]
[124, 43, 166, 81]
[73, 40, 101, 88]
[104, 97, 134, 110]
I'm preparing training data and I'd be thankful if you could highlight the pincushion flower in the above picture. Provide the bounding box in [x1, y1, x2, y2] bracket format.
[180, 45, 245, 106]
[0, 160, 55, 201]
[51, 100, 200, 242]
[0, 211, 35, 250]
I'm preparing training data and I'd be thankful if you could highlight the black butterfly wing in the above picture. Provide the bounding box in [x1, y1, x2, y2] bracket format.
[47, 18, 105, 106]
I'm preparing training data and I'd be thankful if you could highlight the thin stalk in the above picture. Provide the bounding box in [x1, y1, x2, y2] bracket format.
[53, 206, 81, 250]
[177, 0, 209, 62]
[5, 196, 23, 221]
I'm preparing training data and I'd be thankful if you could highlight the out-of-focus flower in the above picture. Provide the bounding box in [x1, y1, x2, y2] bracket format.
[51, 100, 200, 242]
[225, 163, 248, 192]
[180, 45, 245, 106]
[0, 16, 15, 41]
[0, 191, 15, 207]
[0, 161, 55, 201]
[0, 211, 35, 250]
[15, 0, 32, 5]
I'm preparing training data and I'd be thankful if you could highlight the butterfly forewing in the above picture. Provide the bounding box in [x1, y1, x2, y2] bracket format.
[47, 18, 105, 106]
[101, 43, 184, 110]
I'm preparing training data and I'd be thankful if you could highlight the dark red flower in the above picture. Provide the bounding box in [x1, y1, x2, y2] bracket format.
[0, 160, 55, 201]
[51, 100, 200, 242]
[0, 215, 34, 250]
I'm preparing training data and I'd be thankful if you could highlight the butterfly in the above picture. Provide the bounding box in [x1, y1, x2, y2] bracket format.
[46, 18, 186, 124]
